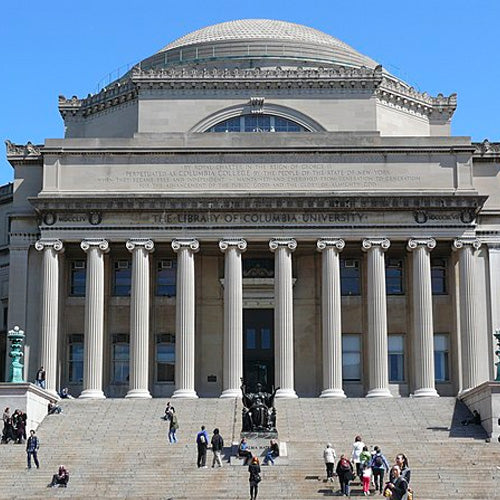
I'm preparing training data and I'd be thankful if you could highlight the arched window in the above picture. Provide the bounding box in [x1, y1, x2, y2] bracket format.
[207, 114, 308, 132]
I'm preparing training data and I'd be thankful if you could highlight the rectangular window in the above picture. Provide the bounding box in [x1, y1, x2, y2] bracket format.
[386, 258, 404, 295]
[112, 334, 129, 383]
[246, 329, 257, 349]
[431, 258, 447, 295]
[68, 334, 84, 383]
[113, 260, 131, 296]
[261, 328, 271, 350]
[434, 333, 450, 381]
[157, 259, 177, 296]
[342, 334, 361, 381]
[388, 334, 405, 382]
[340, 259, 361, 296]
[156, 334, 175, 383]
[70, 261, 86, 296]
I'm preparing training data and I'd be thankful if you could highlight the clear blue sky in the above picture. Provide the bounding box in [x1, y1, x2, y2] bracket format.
[1, 0, 499, 185]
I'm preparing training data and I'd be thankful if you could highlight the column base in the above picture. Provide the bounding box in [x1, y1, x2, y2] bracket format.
[366, 388, 393, 398]
[275, 388, 298, 399]
[172, 389, 198, 399]
[320, 388, 346, 398]
[219, 389, 240, 399]
[412, 387, 439, 398]
[79, 389, 106, 400]
[125, 389, 152, 399]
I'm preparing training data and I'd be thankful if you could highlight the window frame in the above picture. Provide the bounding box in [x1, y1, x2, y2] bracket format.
[156, 333, 175, 383]
[68, 333, 84, 384]
[111, 334, 130, 384]
[434, 333, 450, 382]
[388, 334, 405, 382]
[431, 258, 448, 295]
[156, 259, 177, 297]
[113, 260, 132, 296]
[342, 334, 362, 382]
[340, 258, 361, 296]
[207, 114, 308, 133]
[69, 260, 86, 297]
[385, 258, 404, 295]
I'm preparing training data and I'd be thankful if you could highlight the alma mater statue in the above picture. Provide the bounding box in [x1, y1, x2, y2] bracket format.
[240, 379, 278, 432]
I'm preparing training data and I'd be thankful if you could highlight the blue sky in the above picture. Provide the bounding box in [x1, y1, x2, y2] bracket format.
[1, 0, 499, 185]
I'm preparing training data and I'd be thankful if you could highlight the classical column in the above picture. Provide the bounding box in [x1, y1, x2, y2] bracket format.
[317, 239, 346, 398]
[269, 238, 298, 399]
[407, 238, 439, 397]
[219, 238, 247, 398]
[125, 239, 154, 399]
[172, 239, 199, 399]
[79, 239, 109, 399]
[34, 239, 64, 395]
[453, 238, 482, 392]
[362, 238, 392, 398]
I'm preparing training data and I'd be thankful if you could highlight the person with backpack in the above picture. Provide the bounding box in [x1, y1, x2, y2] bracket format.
[336, 454, 354, 497]
[211, 428, 224, 467]
[196, 425, 209, 468]
[370, 446, 390, 495]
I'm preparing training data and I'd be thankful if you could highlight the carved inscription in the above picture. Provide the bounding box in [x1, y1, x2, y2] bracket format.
[90, 163, 423, 191]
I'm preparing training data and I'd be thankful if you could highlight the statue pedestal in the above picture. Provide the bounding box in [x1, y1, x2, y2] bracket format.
[0, 383, 55, 431]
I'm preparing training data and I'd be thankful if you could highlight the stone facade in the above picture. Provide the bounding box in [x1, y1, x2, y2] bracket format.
[3, 20, 500, 399]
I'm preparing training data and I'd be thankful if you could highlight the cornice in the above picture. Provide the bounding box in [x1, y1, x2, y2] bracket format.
[29, 194, 487, 213]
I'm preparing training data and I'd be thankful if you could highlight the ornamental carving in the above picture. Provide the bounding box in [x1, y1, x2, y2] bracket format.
[219, 239, 247, 252]
[81, 239, 110, 253]
[269, 238, 297, 252]
[407, 238, 436, 252]
[171, 239, 200, 253]
[5, 140, 42, 157]
[362, 238, 391, 251]
[126, 239, 155, 252]
[316, 239, 345, 252]
[34, 239, 64, 253]
[88, 211, 102, 225]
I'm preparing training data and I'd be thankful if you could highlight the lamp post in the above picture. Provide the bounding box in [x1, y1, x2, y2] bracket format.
[8, 326, 25, 383]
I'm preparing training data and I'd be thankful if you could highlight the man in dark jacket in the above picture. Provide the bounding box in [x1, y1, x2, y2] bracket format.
[211, 428, 224, 467]
[26, 429, 40, 469]
[196, 425, 209, 468]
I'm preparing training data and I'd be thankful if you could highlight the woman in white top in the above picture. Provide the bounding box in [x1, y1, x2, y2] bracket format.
[351, 435, 365, 480]
[323, 443, 336, 482]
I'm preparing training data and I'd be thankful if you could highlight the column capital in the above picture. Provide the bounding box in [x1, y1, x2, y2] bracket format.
[452, 238, 481, 252]
[219, 238, 247, 253]
[407, 238, 436, 252]
[126, 239, 155, 253]
[172, 238, 199, 253]
[35, 238, 64, 253]
[317, 238, 345, 252]
[269, 238, 297, 252]
[81, 239, 110, 253]
[362, 238, 390, 252]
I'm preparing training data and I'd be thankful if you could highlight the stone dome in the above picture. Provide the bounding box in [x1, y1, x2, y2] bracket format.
[138, 19, 380, 71]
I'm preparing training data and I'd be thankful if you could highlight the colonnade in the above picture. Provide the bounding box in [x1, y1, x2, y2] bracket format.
[34, 236, 483, 398]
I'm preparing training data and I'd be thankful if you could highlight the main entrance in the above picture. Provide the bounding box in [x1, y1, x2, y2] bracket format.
[243, 309, 274, 392]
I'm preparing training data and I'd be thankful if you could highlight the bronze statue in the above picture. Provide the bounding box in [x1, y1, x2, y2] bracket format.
[241, 379, 278, 432]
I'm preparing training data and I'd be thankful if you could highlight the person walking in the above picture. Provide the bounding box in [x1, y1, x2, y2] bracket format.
[248, 456, 261, 500]
[211, 428, 224, 467]
[196, 425, 209, 468]
[168, 408, 178, 443]
[323, 443, 336, 482]
[370, 446, 390, 495]
[351, 435, 365, 480]
[35, 367, 46, 389]
[336, 454, 354, 497]
[385, 465, 408, 500]
[26, 430, 40, 469]
[392, 453, 411, 484]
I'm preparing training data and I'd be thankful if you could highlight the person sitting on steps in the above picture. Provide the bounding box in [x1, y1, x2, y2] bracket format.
[48, 465, 69, 488]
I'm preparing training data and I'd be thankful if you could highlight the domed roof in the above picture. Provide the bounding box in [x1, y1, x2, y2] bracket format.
[139, 19, 380, 71]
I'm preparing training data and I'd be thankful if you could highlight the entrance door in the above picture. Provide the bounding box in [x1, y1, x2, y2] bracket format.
[243, 309, 274, 392]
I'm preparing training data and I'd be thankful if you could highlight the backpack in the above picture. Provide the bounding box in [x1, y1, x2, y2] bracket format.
[373, 455, 383, 467]
[198, 433, 206, 445]
[340, 458, 351, 471]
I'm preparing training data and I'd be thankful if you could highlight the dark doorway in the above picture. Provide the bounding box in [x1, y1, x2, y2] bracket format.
[243, 309, 274, 392]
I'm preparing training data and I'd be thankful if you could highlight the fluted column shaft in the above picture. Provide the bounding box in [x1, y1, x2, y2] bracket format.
[126, 239, 154, 399]
[363, 238, 392, 398]
[80, 239, 109, 399]
[35, 239, 64, 395]
[453, 238, 482, 392]
[317, 239, 346, 398]
[172, 239, 199, 399]
[270, 238, 298, 399]
[408, 238, 438, 397]
[219, 239, 247, 398]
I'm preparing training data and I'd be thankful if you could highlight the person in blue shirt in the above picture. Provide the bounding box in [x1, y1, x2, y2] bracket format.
[196, 425, 209, 468]
[370, 446, 390, 495]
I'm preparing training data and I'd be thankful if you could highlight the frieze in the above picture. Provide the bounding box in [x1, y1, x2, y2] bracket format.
[473, 139, 500, 158]
[5, 140, 42, 158]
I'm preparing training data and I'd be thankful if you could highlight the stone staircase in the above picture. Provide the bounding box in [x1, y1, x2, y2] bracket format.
[0, 397, 498, 499]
